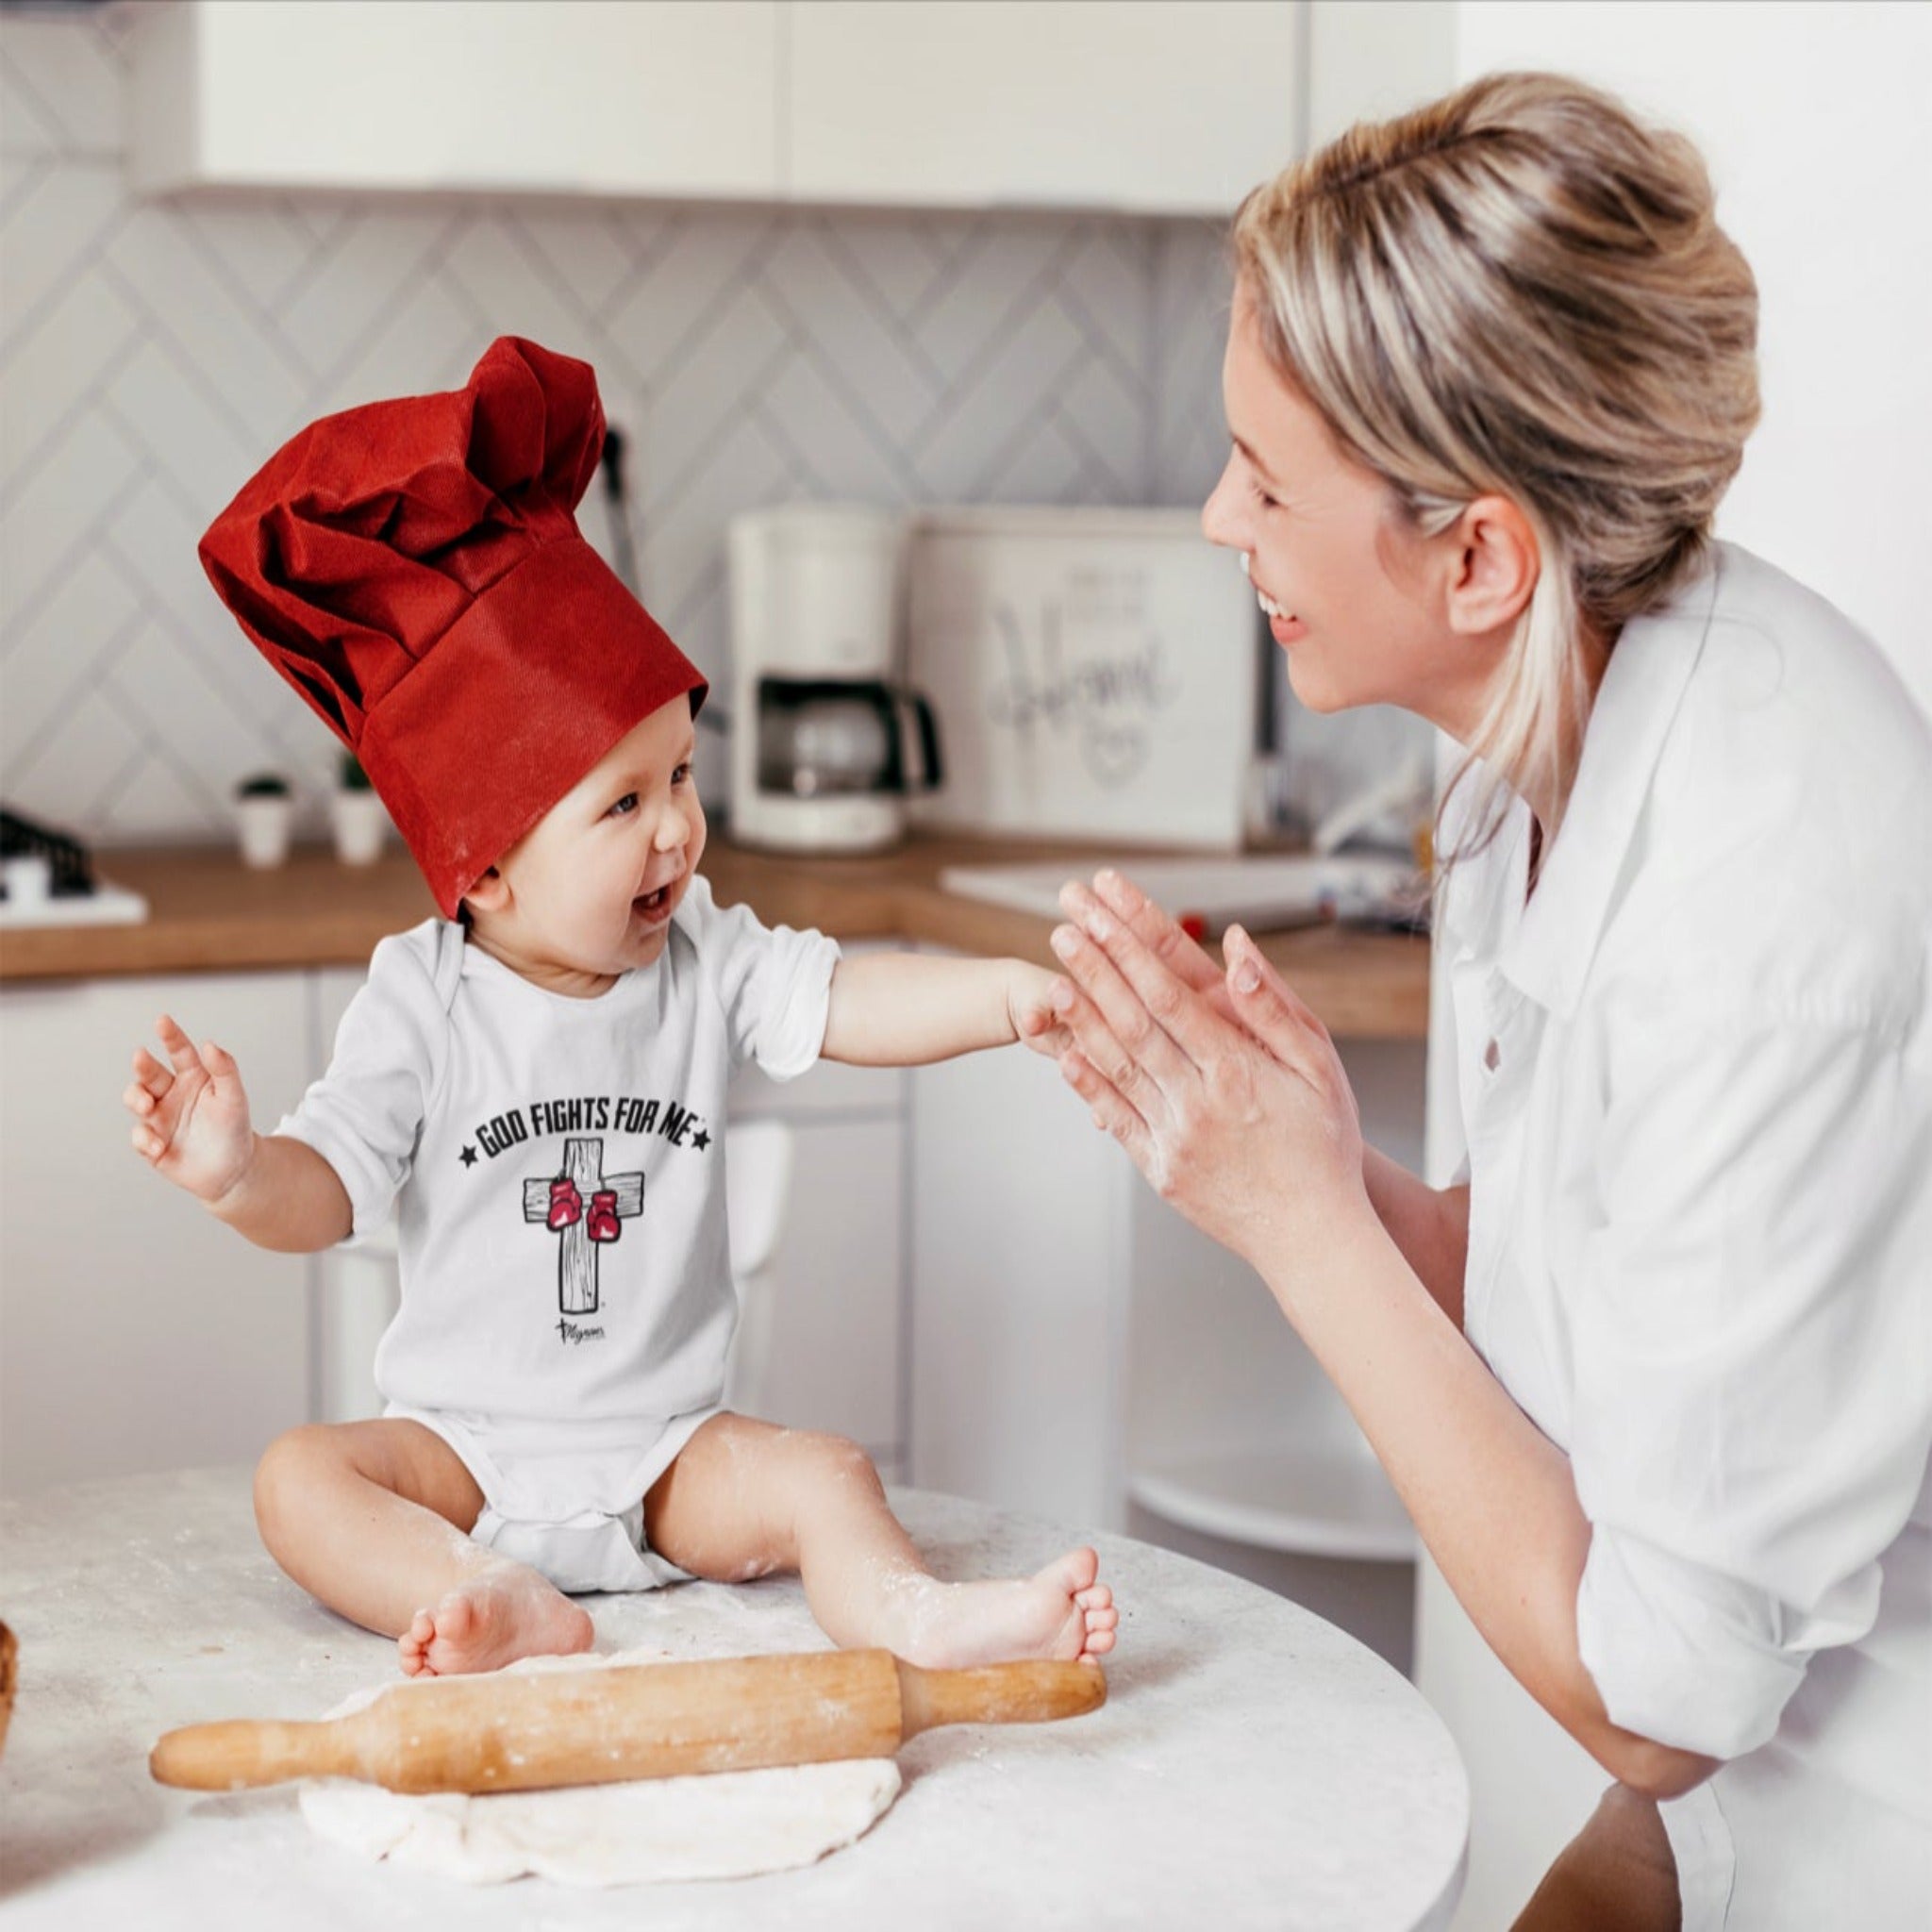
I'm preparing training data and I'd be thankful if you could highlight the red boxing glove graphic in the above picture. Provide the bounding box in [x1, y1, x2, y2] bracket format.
[546, 1175, 583, 1231]
[587, 1189, 622, 1244]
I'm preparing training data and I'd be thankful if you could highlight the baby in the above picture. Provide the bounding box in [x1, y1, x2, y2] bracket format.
[127, 337, 1116, 1680]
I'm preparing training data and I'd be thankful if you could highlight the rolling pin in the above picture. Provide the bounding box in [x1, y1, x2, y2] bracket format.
[150, 1649, 1105, 1795]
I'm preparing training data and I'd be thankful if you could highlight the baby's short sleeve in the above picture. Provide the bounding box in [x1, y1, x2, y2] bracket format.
[274, 924, 450, 1243]
[676, 875, 840, 1079]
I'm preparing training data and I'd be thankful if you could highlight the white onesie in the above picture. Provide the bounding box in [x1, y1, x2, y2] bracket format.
[275, 875, 840, 1592]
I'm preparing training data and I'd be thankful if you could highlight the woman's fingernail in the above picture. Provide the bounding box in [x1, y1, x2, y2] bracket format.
[1086, 908, 1113, 941]
[1233, 959, 1261, 994]
[1051, 924, 1082, 959]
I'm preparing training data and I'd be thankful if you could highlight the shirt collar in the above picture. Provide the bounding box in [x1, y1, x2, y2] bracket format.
[1496, 548, 1724, 1017]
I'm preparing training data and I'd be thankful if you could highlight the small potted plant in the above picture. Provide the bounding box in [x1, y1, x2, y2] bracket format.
[330, 752, 389, 866]
[233, 772, 293, 869]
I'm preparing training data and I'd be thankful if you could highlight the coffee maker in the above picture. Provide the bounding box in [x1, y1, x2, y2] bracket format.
[726, 505, 941, 853]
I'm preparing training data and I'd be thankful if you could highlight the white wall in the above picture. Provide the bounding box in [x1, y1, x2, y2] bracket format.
[1457, 0, 1932, 708]
[1424, 8, 1932, 1926]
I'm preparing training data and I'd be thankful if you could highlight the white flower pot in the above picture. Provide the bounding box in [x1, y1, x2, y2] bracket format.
[235, 795, 292, 869]
[330, 789, 389, 866]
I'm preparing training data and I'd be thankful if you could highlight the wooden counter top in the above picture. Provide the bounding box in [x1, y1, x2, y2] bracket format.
[0, 835, 1430, 1038]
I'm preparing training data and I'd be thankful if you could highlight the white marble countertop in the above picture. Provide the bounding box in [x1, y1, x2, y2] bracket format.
[0, 1469, 1466, 1929]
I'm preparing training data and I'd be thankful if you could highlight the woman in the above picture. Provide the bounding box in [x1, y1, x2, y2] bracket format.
[1042, 73, 1930, 1931]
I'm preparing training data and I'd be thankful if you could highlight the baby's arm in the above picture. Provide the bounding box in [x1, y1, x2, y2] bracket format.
[820, 953, 1069, 1067]
[126, 1014, 352, 1252]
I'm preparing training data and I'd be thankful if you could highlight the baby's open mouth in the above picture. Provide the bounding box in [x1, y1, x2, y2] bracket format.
[634, 881, 675, 918]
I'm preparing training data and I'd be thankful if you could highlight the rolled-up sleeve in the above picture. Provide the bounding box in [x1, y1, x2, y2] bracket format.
[1568, 1002, 1932, 1759]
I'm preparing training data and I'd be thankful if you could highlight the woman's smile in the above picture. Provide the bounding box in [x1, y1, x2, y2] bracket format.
[1241, 551, 1308, 647]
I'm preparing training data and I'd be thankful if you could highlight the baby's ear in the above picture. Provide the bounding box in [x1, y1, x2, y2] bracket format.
[461, 866, 509, 917]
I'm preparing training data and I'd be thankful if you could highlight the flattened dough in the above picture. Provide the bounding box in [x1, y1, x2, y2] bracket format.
[299, 1648, 901, 1886]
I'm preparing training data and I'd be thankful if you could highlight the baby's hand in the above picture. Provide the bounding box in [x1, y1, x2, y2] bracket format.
[1008, 962, 1074, 1059]
[125, 1015, 257, 1204]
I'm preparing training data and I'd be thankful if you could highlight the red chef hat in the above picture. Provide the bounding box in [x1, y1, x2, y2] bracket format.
[199, 337, 706, 918]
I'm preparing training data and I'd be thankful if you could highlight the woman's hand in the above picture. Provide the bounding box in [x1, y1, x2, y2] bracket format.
[1046, 870, 1370, 1274]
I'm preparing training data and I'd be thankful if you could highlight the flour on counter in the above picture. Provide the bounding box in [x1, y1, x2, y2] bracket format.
[298, 1646, 901, 1886]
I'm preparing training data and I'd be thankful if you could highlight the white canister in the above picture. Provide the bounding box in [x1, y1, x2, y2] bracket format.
[235, 793, 292, 869]
[329, 788, 389, 866]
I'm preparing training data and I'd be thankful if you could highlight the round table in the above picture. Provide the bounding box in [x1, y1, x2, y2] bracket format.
[0, 1469, 1466, 1929]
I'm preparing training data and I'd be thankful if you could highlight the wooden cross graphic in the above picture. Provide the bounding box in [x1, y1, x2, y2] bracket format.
[523, 1136, 644, 1316]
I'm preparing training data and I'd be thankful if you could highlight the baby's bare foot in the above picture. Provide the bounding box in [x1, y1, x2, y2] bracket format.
[396, 1564, 594, 1677]
[888, 1547, 1118, 1671]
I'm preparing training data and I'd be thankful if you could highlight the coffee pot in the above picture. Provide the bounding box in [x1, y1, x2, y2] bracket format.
[726, 505, 942, 853]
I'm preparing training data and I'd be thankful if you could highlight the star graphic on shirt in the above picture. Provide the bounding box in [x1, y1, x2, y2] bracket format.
[459, 1144, 478, 1167]
[691, 1127, 711, 1152]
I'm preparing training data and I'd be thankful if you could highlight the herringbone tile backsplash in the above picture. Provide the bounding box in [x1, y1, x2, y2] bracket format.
[1, 11, 1236, 846]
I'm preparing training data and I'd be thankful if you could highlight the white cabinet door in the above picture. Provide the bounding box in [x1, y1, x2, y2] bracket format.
[909, 1043, 1128, 1528]
[310, 965, 396, 1425]
[740, 1114, 903, 1457]
[0, 974, 314, 1496]
[130, 1, 782, 200]
[788, 1, 1300, 214]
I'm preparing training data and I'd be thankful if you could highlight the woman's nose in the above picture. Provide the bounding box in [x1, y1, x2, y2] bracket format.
[1201, 457, 1245, 550]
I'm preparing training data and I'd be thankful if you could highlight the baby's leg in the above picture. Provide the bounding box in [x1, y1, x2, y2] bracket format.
[644, 1414, 1118, 1669]
[252, 1420, 591, 1677]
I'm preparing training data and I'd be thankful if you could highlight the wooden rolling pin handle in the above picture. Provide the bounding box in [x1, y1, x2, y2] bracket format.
[150, 1651, 1108, 1795]
[894, 1657, 1107, 1740]
[149, 1718, 356, 1791]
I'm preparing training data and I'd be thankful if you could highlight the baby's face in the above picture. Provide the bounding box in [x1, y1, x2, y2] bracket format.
[469, 696, 705, 994]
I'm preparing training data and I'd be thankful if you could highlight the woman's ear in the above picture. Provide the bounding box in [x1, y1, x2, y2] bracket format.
[1444, 494, 1541, 638]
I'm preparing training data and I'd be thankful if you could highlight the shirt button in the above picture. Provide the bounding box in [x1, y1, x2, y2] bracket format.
[1483, 1037, 1501, 1072]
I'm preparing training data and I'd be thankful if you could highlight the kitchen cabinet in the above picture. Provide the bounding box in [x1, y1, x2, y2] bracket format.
[127, 0, 784, 202]
[0, 972, 314, 1496]
[908, 976, 1425, 1663]
[788, 2, 1298, 216]
[908, 1043, 1125, 1529]
[724, 1057, 908, 1479]
[126, 0, 1309, 216]
[308, 964, 392, 1430]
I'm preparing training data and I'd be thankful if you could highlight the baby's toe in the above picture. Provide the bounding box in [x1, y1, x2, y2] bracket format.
[1040, 1547, 1099, 1597]
[433, 1591, 476, 1643]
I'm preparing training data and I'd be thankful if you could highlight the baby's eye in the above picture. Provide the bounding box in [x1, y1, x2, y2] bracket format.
[607, 792, 638, 819]
[672, 763, 693, 787]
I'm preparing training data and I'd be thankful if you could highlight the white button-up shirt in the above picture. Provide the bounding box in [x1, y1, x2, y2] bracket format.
[1440, 544, 1931, 1929]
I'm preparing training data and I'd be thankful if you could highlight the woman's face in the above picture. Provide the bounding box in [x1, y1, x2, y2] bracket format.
[1201, 285, 1494, 739]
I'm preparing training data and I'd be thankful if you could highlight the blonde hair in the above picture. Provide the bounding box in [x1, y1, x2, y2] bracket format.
[1232, 72, 1760, 863]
